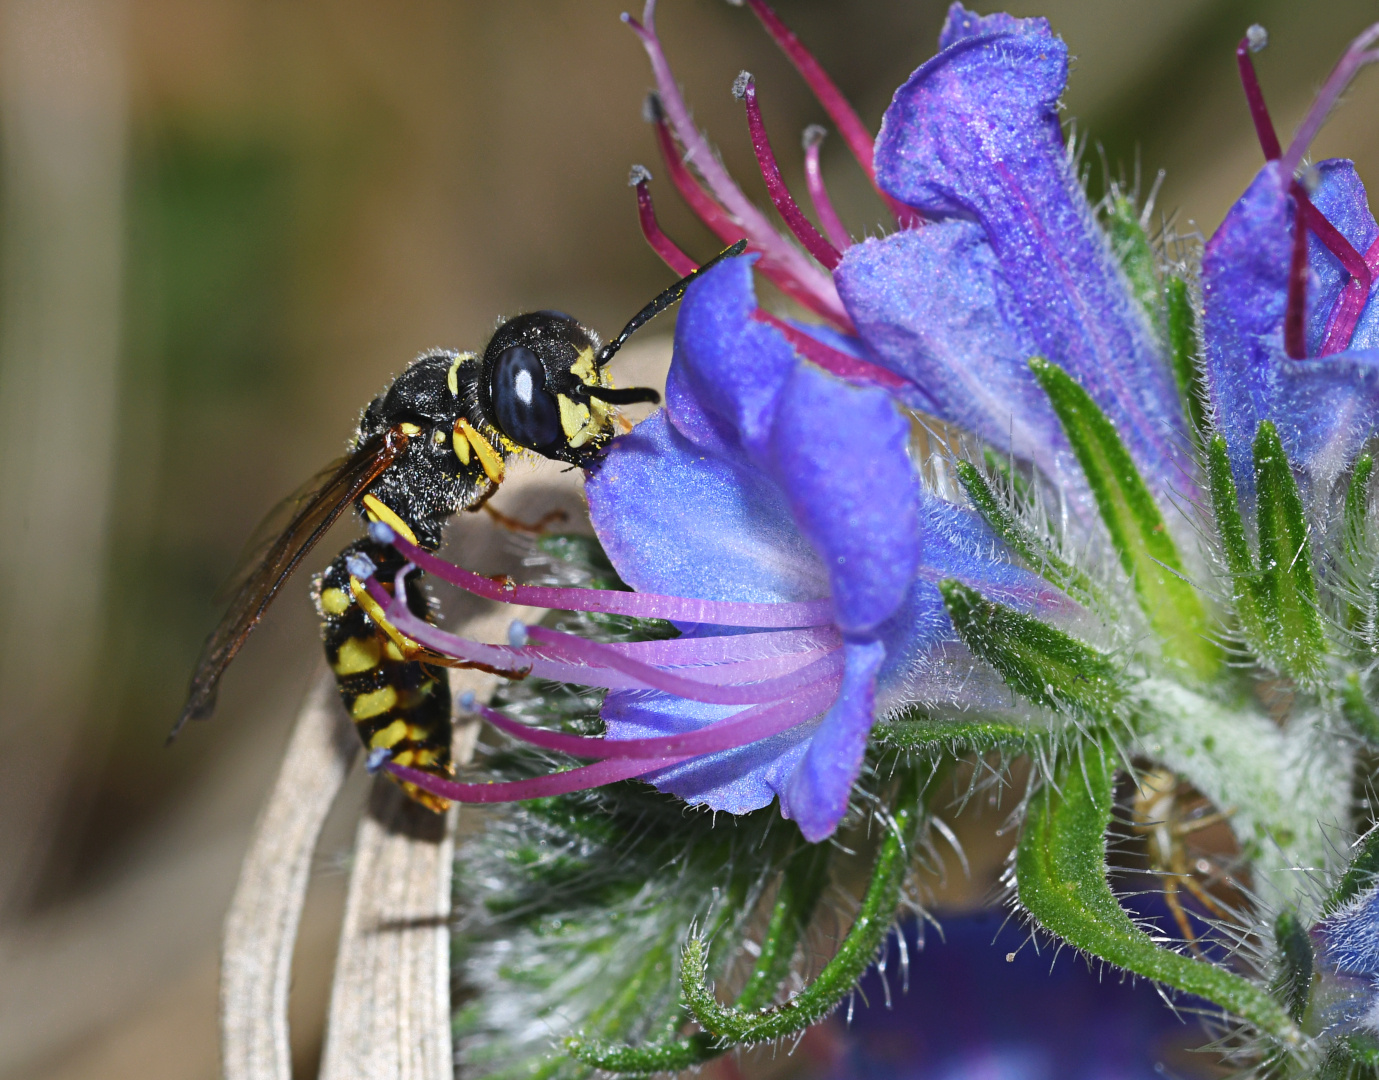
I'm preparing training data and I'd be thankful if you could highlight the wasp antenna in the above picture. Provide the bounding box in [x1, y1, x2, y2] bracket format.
[596, 239, 749, 367]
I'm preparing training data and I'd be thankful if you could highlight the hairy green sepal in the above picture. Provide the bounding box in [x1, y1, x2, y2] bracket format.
[956, 459, 1101, 609]
[1029, 357, 1218, 682]
[1016, 744, 1301, 1043]
[1252, 421, 1325, 678]
[939, 578, 1123, 724]
[1165, 276, 1207, 438]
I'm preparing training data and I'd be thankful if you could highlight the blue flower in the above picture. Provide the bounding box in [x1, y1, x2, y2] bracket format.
[1203, 27, 1379, 495]
[1309, 886, 1379, 1036]
[357, 255, 1055, 842]
[837, 7, 1191, 511]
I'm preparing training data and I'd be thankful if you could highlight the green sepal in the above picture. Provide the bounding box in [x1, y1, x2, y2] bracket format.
[1015, 743, 1301, 1043]
[1320, 1034, 1379, 1080]
[1165, 276, 1207, 439]
[1107, 195, 1161, 320]
[1271, 909, 1315, 1024]
[956, 459, 1102, 609]
[1326, 822, 1379, 915]
[1342, 672, 1379, 744]
[676, 774, 922, 1045]
[1252, 421, 1325, 678]
[939, 578, 1124, 724]
[873, 709, 1034, 755]
[1029, 357, 1219, 682]
[1345, 453, 1374, 566]
[1206, 434, 1265, 641]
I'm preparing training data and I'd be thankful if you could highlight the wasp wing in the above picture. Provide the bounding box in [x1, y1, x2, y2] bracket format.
[172, 429, 404, 738]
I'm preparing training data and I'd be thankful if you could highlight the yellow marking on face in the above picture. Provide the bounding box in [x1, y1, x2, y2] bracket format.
[332, 636, 382, 675]
[447, 357, 462, 396]
[319, 587, 352, 616]
[558, 393, 588, 441]
[354, 685, 400, 722]
[369, 716, 408, 748]
[399, 421, 423, 436]
[456, 417, 505, 483]
[411, 748, 440, 767]
[570, 346, 597, 384]
[361, 493, 419, 545]
[432, 428, 448, 447]
[391, 749, 416, 767]
[350, 575, 423, 656]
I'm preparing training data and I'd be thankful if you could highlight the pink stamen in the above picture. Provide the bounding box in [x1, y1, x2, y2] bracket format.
[383, 530, 833, 628]
[1236, 30, 1281, 161]
[1299, 191, 1376, 355]
[366, 573, 832, 697]
[803, 125, 851, 252]
[523, 623, 844, 705]
[735, 73, 841, 270]
[388, 755, 686, 804]
[630, 167, 699, 277]
[622, 2, 852, 327]
[740, 0, 921, 230]
[469, 676, 839, 760]
[647, 98, 852, 329]
[752, 309, 912, 394]
[1280, 23, 1379, 181]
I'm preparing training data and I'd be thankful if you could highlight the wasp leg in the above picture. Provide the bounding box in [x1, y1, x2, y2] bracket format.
[481, 503, 570, 534]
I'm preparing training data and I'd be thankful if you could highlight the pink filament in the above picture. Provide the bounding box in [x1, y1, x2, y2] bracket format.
[1280, 23, 1379, 180]
[634, 176, 699, 277]
[623, 2, 852, 327]
[384, 530, 833, 628]
[647, 103, 851, 329]
[738, 76, 841, 270]
[523, 623, 844, 705]
[1285, 193, 1311, 359]
[388, 755, 685, 803]
[752, 309, 912, 394]
[471, 675, 838, 760]
[742, 0, 920, 230]
[1236, 36, 1282, 161]
[803, 127, 851, 251]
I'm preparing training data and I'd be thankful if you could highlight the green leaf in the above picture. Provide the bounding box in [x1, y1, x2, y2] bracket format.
[956, 460, 1102, 609]
[1253, 421, 1325, 677]
[1271, 909, 1315, 1024]
[677, 773, 923, 1045]
[1029, 357, 1219, 682]
[1016, 744, 1301, 1043]
[939, 578, 1124, 724]
[1165, 276, 1207, 439]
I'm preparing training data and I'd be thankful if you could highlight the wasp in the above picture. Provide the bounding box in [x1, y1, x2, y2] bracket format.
[174, 241, 746, 811]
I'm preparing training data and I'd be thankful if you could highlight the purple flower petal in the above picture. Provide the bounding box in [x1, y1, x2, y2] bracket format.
[586, 410, 827, 606]
[783, 640, 886, 842]
[871, 4, 1189, 496]
[836, 222, 1079, 498]
[602, 690, 817, 815]
[1204, 161, 1379, 490]
[765, 361, 920, 636]
[936, 2, 1049, 48]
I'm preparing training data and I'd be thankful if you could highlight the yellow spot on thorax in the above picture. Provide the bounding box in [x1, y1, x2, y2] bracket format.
[361, 493, 419, 545]
[333, 636, 382, 675]
[455, 417, 505, 483]
[318, 587, 352, 616]
[354, 685, 399, 721]
[446, 352, 476, 398]
[399, 422, 423, 436]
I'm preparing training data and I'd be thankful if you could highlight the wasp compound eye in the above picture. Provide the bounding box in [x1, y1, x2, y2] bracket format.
[490, 345, 562, 450]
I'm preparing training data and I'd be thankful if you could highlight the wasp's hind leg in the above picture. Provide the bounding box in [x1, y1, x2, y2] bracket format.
[314, 538, 454, 812]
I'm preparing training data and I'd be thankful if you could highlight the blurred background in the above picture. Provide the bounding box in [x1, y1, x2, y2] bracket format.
[2, 0, 1378, 1076]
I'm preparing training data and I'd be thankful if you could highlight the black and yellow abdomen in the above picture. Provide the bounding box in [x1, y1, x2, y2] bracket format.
[313, 538, 454, 812]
